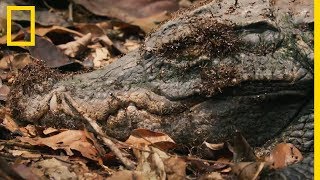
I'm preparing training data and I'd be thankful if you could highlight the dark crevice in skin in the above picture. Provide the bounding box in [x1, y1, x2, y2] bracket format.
[235, 21, 280, 33]
[267, 94, 313, 144]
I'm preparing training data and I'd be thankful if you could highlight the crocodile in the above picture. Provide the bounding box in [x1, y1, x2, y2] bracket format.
[9, 0, 314, 178]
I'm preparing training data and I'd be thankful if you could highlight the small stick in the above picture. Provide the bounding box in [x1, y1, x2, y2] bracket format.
[63, 93, 136, 170]
[68, 2, 73, 22]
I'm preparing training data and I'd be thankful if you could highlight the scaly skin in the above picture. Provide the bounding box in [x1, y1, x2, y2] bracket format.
[10, 0, 313, 178]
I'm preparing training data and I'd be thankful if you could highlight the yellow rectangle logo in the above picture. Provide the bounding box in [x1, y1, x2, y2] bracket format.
[6, 6, 35, 46]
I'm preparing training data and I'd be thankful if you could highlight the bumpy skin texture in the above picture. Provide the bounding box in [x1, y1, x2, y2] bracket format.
[10, 0, 313, 178]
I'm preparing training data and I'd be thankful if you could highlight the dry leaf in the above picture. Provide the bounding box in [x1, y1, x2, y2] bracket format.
[228, 132, 257, 163]
[91, 47, 111, 68]
[231, 162, 265, 180]
[0, 84, 10, 101]
[0, 109, 20, 133]
[107, 170, 146, 180]
[43, 127, 60, 135]
[1, 113, 19, 132]
[28, 36, 74, 68]
[18, 130, 101, 162]
[134, 146, 167, 180]
[203, 142, 225, 151]
[125, 128, 176, 151]
[123, 39, 141, 52]
[24, 125, 37, 137]
[132, 145, 186, 180]
[199, 172, 224, 180]
[0, 53, 35, 71]
[35, 26, 84, 38]
[74, 24, 106, 38]
[72, 0, 179, 32]
[12, 164, 41, 180]
[132, 11, 170, 32]
[163, 156, 186, 180]
[58, 33, 93, 58]
[265, 143, 303, 169]
[9, 150, 41, 159]
[12, 9, 69, 27]
[30, 158, 77, 180]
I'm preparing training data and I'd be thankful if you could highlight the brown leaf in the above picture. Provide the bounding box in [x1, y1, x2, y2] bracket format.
[0, 26, 84, 46]
[35, 26, 84, 38]
[12, 164, 41, 180]
[265, 143, 303, 169]
[9, 150, 41, 159]
[30, 158, 77, 179]
[0, 53, 35, 71]
[0, 108, 20, 133]
[12, 9, 69, 27]
[125, 128, 176, 151]
[203, 142, 225, 151]
[28, 36, 74, 68]
[131, 11, 170, 32]
[58, 33, 92, 58]
[72, 0, 179, 32]
[17, 130, 101, 162]
[42, 127, 60, 135]
[0, 84, 10, 101]
[228, 132, 257, 162]
[74, 24, 106, 38]
[89, 47, 112, 68]
[107, 170, 146, 180]
[163, 157, 186, 180]
[199, 172, 224, 180]
[231, 162, 265, 180]
[134, 146, 168, 180]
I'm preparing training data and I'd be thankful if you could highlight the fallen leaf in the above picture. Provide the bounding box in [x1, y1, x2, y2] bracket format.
[12, 164, 41, 180]
[131, 11, 170, 32]
[123, 39, 141, 52]
[30, 158, 77, 180]
[0, 53, 35, 71]
[90, 47, 112, 68]
[0, 2, 7, 36]
[18, 130, 101, 162]
[134, 145, 168, 180]
[133, 145, 186, 180]
[9, 150, 41, 159]
[12, 8, 69, 27]
[107, 170, 146, 180]
[265, 143, 303, 169]
[0, 26, 84, 46]
[74, 24, 105, 38]
[228, 132, 257, 163]
[24, 124, 37, 137]
[231, 162, 265, 180]
[35, 26, 84, 38]
[43, 127, 60, 135]
[203, 142, 225, 151]
[0, 108, 20, 133]
[58, 33, 92, 58]
[72, 0, 179, 32]
[199, 172, 224, 180]
[0, 84, 10, 101]
[125, 128, 176, 151]
[28, 36, 74, 68]
[163, 156, 186, 180]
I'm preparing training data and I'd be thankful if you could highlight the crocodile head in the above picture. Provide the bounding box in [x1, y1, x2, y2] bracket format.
[11, 0, 313, 147]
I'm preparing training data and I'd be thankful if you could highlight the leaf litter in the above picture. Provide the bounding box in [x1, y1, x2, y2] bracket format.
[0, 0, 305, 179]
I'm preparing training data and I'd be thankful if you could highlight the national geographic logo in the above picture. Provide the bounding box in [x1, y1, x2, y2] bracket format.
[0, 3, 35, 46]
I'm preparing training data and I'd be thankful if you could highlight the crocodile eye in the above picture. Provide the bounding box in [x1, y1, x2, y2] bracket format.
[236, 21, 282, 53]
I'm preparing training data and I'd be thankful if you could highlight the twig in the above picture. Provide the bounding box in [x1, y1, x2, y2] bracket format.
[63, 93, 136, 170]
